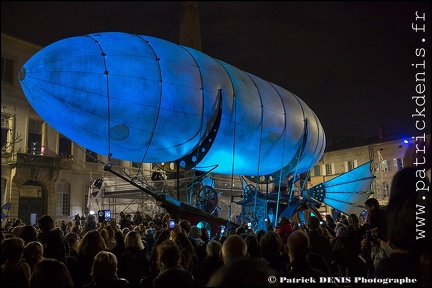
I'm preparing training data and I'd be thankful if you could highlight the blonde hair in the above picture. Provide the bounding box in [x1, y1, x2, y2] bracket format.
[91, 251, 118, 279]
[124, 231, 144, 250]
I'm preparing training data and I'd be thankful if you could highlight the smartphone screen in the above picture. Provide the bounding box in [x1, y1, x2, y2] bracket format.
[169, 219, 175, 229]
[104, 210, 111, 221]
[247, 222, 252, 229]
[98, 210, 111, 222]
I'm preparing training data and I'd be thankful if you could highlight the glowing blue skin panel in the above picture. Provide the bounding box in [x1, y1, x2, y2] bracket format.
[19, 32, 325, 176]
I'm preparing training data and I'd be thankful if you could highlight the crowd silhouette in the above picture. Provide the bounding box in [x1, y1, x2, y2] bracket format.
[1, 139, 430, 287]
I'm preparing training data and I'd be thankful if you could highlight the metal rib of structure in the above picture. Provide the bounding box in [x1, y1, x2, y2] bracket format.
[19, 32, 326, 177]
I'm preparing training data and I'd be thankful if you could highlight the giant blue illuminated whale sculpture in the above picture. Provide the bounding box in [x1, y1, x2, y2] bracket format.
[19, 32, 325, 179]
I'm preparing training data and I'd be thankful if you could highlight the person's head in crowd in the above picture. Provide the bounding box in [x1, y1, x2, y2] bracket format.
[124, 230, 145, 250]
[1, 236, 25, 264]
[206, 240, 223, 258]
[84, 214, 96, 232]
[348, 213, 360, 229]
[179, 219, 191, 234]
[38, 215, 55, 232]
[259, 231, 283, 257]
[77, 230, 106, 258]
[286, 230, 310, 261]
[206, 257, 278, 287]
[326, 214, 335, 222]
[30, 258, 74, 287]
[23, 241, 44, 270]
[220, 234, 247, 264]
[90, 251, 119, 281]
[307, 215, 320, 231]
[189, 225, 202, 239]
[12, 225, 23, 238]
[335, 224, 347, 237]
[13, 218, 23, 227]
[364, 198, 380, 213]
[364, 197, 387, 233]
[19, 225, 37, 244]
[235, 226, 246, 235]
[158, 239, 181, 268]
[368, 224, 381, 243]
[145, 228, 155, 239]
[278, 217, 291, 225]
[244, 234, 260, 258]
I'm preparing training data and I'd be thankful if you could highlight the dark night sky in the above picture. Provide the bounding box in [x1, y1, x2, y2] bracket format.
[2, 1, 431, 139]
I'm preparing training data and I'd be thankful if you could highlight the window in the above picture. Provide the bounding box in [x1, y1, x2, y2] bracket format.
[382, 181, 390, 198]
[313, 165, 321, 176]
[381, 160, 390, 172]
[56, 182, 70, 216]
[395, 158, 404, 171]
[132, 161, 141, 168]
[1, 113, 11, 152]
[86, 149, 98, 162]
[376, 180, 390, 199]
[1, 57, 14, 85]
[28, 119, 43, 154]
[325, 163, 334, 175]
[59, 134, 72, 158]
[348, 160, 357, 171]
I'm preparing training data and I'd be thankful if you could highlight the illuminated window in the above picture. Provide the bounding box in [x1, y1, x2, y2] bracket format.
[56, 182, 70, 216]
[382, 181, 390, 198]
[59, 134, 72, 158]
[86, 149, 98, 162]
[381, 160, 390, 172]
[395, 158, 404, 171]
[28, 119, 43, 154]
[1, 57, 14, 85]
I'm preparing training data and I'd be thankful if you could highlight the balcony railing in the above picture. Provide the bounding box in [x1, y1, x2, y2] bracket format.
[8, 152, 61, 168]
